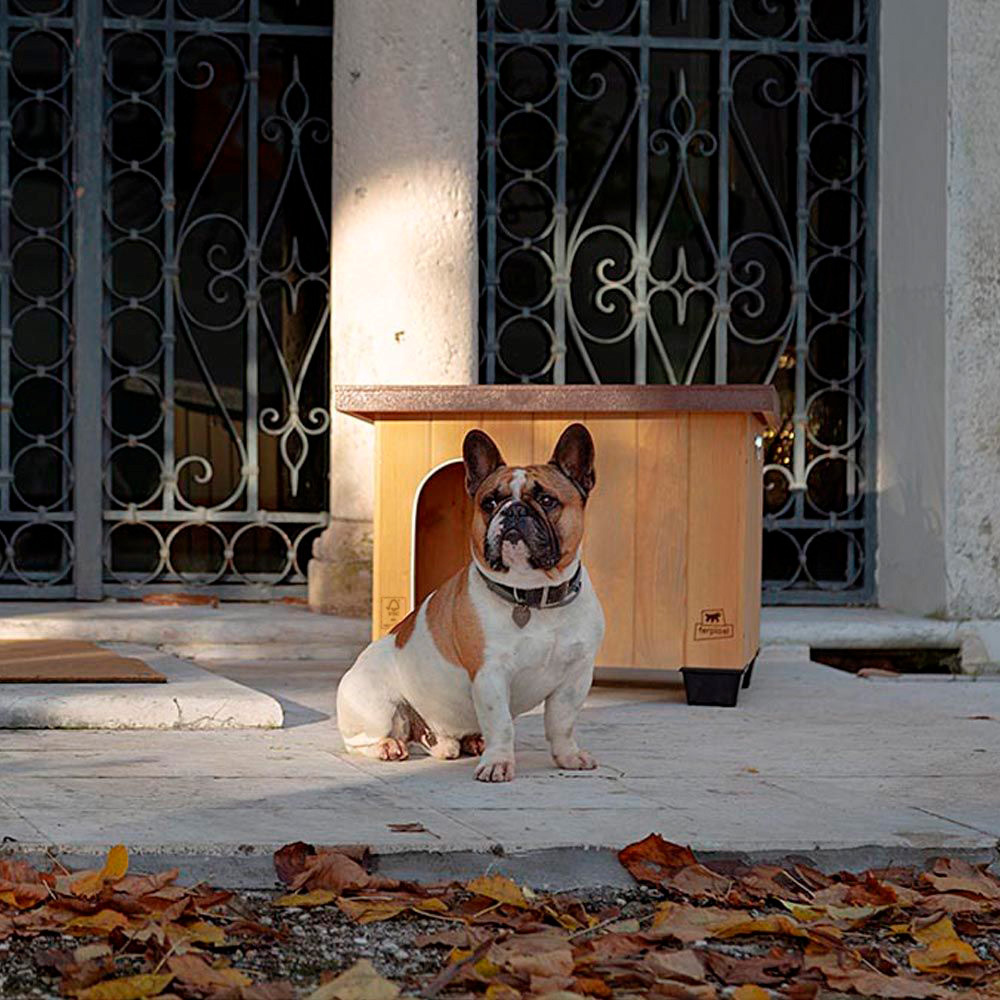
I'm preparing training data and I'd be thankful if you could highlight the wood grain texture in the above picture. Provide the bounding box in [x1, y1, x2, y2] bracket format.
[634, 414, 689, 669]
[684, 414, 749, 669]
[373, 420, 430, 640]
[584, 415, 637, 668]
[531, 414, 575, 465]
[480, 416, 535, 468]
[429, 417, 476, 468]
[742, 416, 764, 663]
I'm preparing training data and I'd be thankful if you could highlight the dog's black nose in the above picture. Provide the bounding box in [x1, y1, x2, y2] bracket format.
[505, 500, 531, 520]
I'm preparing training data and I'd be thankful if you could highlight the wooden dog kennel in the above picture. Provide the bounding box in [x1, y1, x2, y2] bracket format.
[337, 384, 778, 706]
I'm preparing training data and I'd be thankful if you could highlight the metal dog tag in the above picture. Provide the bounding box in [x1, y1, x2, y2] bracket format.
[512, 604, 531, 628]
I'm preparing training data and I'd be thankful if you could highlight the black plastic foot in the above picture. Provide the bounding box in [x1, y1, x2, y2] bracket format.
[681, 668, 744, 707]
[742, 656, 757, 690]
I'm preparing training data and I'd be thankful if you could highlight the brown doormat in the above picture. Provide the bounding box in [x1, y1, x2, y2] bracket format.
[0, 640, 167, 684]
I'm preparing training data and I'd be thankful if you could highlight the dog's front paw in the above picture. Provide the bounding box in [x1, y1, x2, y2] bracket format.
[376, 737, 409, 761]
[475, 756, 515, 782]
[553, 748, 597, 771]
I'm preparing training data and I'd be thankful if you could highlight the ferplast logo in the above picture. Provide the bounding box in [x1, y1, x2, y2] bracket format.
[694, 608, 735, 641]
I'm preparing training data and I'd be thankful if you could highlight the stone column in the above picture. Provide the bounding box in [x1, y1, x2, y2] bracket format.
[943, 0, 1000, 619]
[309, 0, 479, 616]
[879, 0, 1000, 620]
[876, 0, 948, 615]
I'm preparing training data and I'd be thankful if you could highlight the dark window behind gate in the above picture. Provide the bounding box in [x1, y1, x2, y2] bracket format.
[0, 0, 332, 598]
[478, 0, 877, 603]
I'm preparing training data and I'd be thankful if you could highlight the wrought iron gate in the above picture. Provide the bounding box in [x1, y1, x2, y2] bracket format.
[478, 0, 877, 603]
[0, 0, 332, 599]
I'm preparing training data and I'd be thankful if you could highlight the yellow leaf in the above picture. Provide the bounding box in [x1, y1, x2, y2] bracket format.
[484, 986, 521, 1000]
[413, 898, 449, 914]
[732, 987, 770, 1000]
[71, 845, 130, 898]
[780, 902, 825, 922]
[713, 915, 812, 940]
[166, 920, 226, 946]
[912, 915, 957, 945]
[103, 845, 129, 881]
[336, 898, 406, 924]
[474, 957, 500, 979]
[780, 899, 887, 925]
[78, 973, 173, 1000]
[65, 909, 132, 934]
[274, 889, 339, 908]
[306, 958, 400, 1000]
[466, 874, 529, 909]
[0, 885, 48, 910]
[909, 936, 983, 972]
[337, 896, 447, 924]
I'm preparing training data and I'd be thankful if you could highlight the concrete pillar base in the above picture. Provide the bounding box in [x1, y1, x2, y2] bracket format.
[307, 519, 373, 618]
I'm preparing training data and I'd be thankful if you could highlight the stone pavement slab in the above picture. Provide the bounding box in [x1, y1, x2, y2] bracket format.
[0, 644, 282, 729]
[0, 646, 998, 887]
[0, 602, 370, 662]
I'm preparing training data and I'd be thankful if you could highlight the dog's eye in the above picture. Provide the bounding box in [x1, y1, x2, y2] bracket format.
[481, 496, 497, 514]
[538, 494, 559, 510]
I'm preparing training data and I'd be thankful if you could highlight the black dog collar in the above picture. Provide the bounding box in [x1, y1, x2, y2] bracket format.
[476, 564, 583, 628]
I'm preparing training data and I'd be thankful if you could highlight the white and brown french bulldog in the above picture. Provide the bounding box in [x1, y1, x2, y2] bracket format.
[336, 423, 604, 782]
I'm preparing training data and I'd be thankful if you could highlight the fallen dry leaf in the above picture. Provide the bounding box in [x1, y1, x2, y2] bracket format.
[291, 851, 371, 893]
[711, 913, 841, 948]
[306, 958, 401, 1000]
[572, 975, 613, 998]
[922, 857, 1000, 901]
[648, 902, 752, 943]
[142, 593, 219, 607]
[337, 894, 449, 924]
[167, 954, 253, 993]
[806, 950, 953, 999]
[649, 983, 718, 1000]
[113, 869, 180, 896]
[702, 947, 801, 985]
[909, 934, 984, 975]
[467, 874, 531, 909]
[731, 987, 771, 1000]
[77, 973, 174, 1000]
[618, 834, 731, 900]
[273, 889, 339, 908]
[640, 947, 706, 983]
[781, 898, 889, 926]
[491, 929, 575, 979]
[70, 845, 129, 898]
[215, 984, 298, 1000]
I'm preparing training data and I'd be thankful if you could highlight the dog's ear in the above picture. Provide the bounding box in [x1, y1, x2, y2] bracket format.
[550, 423, 595, 501]
[463, 430, 505, 497]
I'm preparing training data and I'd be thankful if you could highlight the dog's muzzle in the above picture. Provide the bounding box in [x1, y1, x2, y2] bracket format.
[484, 500, 559, 572]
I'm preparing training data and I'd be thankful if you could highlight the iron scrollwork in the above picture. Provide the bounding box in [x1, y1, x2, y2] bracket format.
[479, 0, 876, 602]
[101, 7, 333, 595]
[0, 4, 77, 595]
